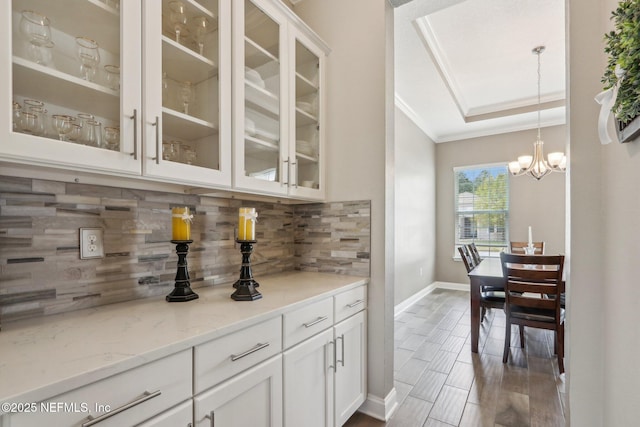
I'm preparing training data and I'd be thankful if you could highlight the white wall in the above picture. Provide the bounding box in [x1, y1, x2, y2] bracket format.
[394, 106, 436, 305]
[292, 0, 396, 419]
[568, 0, 640, 424]
[435, 126, 566, 284]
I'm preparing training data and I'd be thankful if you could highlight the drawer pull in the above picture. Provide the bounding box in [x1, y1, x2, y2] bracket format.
[303, 316, 328, 328]
[81, 390, 161, 426]
[230, 342, 269, 361]
[205, 411, 215, 427]
[336, 334, 345, 368]
[347, 299, 365, 308]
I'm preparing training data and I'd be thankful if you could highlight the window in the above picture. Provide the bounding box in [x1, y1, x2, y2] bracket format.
[454, 164, 509, 258]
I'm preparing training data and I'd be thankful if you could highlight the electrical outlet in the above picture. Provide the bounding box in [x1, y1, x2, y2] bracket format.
[80, 228, 105, 259]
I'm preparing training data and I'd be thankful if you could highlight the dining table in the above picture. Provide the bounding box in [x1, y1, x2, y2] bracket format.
[467, 255, 566, 353]
[467, 257, 505, 353]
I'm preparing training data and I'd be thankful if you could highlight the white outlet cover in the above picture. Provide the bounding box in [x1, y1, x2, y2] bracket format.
[80, 227, 105, 259]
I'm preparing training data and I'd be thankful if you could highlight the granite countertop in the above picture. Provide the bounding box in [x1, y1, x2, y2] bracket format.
[0, 271, 368, 407]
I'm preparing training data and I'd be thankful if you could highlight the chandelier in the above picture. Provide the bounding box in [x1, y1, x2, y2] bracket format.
[508, 46, 566, 180]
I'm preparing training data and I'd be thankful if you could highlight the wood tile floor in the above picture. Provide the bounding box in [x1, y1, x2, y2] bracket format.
[344, 288, 566, 427]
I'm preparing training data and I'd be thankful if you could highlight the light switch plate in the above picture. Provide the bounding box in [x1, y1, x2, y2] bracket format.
[80, 227, 105, 259]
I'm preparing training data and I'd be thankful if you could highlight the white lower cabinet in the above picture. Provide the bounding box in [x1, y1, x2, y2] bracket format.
[283, 310, 366, 427]
[334, 311, 367, 426]
[283, 328, 335, 427]
[8, 349, 192, 427]
[193, 355, 283, 427]
[135, 400, 192, 427]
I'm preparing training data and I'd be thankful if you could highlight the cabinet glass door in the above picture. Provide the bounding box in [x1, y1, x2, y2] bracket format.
[5, 0, 141, 175]
[234, 0, 286, 194]
[291, 36, 323, 198]
[143, 0, 231, 187]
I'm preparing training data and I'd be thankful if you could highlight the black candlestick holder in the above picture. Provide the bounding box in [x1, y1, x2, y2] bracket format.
[166, 240, 199, 302]
[231, 240, 262, 301]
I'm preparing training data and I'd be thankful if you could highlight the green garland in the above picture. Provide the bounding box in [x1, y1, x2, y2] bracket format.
[602, 0, 640, 125]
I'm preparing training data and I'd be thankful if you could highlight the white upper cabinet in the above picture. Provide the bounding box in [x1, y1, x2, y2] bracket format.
[1, 0, 327, 200]
[142, 0, 232, 188]
[1, 0, 142, 175]
[232, 0, 328, 200]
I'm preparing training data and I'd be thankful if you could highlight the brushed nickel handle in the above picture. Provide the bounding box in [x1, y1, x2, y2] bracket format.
[347, 299, 365, 308]
[230, 342, 269, 361]
[336, 334, 345, 368]
[328, 340, 336, 371]
[303, 316, 328, 328]
[81, 390, 161, 426]
[291, 161, 298, 188]
[204, 411, 215, 427]
[130, 109, 138, 159]
[283, 158, 289, 185]
[152, 116, 160, 164]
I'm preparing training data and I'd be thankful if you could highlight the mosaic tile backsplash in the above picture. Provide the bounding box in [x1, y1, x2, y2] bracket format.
[0, 176, 370, 323]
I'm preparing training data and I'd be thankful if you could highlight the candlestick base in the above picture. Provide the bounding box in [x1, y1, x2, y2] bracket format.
[231, 240, 262, 301]
[167, 240, 199, 302]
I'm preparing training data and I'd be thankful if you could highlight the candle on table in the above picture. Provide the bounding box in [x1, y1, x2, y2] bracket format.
[528, 226, 533, 246]
[238, 207, 257, 240]
[172, 206, 192, 240]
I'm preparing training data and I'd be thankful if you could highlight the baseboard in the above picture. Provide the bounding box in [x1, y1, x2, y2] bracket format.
[395, 282, 469, 317]
[357, 388, 399, 421]
[433, 281, 469, 292]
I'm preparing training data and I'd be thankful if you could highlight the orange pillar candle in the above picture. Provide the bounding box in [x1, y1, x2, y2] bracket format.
[172, 207, 192, 241]
[238, 207, 257, 240]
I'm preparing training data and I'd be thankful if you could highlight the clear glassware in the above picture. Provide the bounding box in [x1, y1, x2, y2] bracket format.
[19, 111, 38, 135]
[179, 81, 194, 115]
[103, 126, 120, 151]
[162, 141, 176, 161]
[12, 101, 21, 131]
[162, 72, 170, 108]
[67, 123, 82, 144]
[168, 1, 188, 44]
[76, 113, 94, 145]
[86, 120, 103, 147]
[29, 106, 48, 137]
[191, 16, 211, 56]
[52, 114, 75, 141]
[19, 10, 51, 65]
[76, 37, 100, 82]
[182, 145, 197, 165]
[104, 65, 120, 91]
[41, 40, 55, 68]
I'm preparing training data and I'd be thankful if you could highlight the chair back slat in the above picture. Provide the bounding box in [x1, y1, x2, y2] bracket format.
[510, 241, 545, 254]
[500, 253, 564, 304]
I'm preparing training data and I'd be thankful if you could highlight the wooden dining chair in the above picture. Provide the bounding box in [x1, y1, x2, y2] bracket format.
[468, 242, 482, 265]
[509, 241, 545, 254]
[500, 252, 565, 373]
[459, 244, 504, 323]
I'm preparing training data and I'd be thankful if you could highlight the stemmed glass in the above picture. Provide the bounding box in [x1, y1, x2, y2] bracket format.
[191, 16, 211, 56]
[76, 37, 100, 82]
[179, 81, 194, 115]
[104, 65, 120, 91]
[168, 1, 188, 44]
[19, 10, 51, 65]
[77, 113, 94, 145]
[52, 114, 75, 141]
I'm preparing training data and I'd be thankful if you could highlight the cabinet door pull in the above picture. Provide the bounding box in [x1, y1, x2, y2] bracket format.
[328, 340, 336, 371]
[204, 411, 215, 427]
[347, 299, 364, 308]
[303, 316, 328, 328]
[283, 158, 289, 185]
[230, 342, 269, 361]
[336, 334, 345, 367]
[80, 390, 161, 426]
[130, 109, 138, 160]
[152, 116, 160, 164]
[290, 161, 298, 188]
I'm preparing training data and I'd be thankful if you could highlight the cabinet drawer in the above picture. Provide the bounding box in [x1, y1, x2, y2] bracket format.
[10, 349, 192, 427]
[334, 285, 367, 323]
[283, 297, 333, 348]
[194, 316, 282, 394]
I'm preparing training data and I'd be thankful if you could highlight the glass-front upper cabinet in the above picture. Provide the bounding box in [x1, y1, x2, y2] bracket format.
[1, 0, 142, 175]
[233, 0, 287, 195]
[288, 30, 325, 200]
[142, 0, 231, 187]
